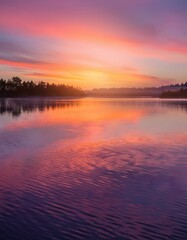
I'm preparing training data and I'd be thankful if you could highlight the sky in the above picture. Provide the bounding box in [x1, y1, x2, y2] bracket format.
[0, 0, 187, 89]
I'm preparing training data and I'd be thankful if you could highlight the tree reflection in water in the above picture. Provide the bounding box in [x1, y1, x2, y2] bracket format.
[0, 98, 80, 117]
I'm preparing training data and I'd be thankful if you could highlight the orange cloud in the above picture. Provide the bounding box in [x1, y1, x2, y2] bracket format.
[1, 0, 187, 88]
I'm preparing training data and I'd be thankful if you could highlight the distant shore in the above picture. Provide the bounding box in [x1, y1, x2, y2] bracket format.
[1, 77, 187, 99]
[160, 88, 187, 99]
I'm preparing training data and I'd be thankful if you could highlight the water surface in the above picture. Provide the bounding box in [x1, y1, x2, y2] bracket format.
[0, 98, 187, 240]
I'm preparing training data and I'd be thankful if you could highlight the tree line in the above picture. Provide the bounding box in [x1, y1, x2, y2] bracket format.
[0, 77, 86, 97]
[160, 88, 187, 98]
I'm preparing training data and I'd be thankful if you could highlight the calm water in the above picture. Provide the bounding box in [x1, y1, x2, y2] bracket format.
[0, 98, 187, 240]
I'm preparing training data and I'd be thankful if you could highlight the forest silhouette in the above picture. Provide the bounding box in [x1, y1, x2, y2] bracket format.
[0, 77, 85, 97]
[161, 88, 187, 98]
[1, 76, 187, 98]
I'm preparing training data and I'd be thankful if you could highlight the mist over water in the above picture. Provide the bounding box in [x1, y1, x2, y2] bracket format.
[0, 98, 187, 240]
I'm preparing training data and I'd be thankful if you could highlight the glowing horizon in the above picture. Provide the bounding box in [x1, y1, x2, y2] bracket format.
[1, 0, 187, 89]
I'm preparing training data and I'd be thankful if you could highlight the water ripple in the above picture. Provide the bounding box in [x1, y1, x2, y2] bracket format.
[0, 98, 187, 239]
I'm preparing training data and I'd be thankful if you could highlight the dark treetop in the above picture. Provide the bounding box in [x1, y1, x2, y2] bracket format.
[160, 87, 187, 98]
[0, 77, 85, 97]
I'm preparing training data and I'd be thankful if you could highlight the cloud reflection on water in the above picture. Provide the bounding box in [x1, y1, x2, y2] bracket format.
[0, 98, 187, 239]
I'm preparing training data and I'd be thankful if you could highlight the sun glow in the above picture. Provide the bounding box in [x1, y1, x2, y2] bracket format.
[81, 70, 108, 88]
[1, 0, 187, 88]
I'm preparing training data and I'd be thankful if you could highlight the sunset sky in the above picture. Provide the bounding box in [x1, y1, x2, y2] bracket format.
[1, 0, 187, 89]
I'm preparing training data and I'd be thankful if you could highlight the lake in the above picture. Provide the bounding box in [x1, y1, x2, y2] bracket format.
[0, 98, 187, 240]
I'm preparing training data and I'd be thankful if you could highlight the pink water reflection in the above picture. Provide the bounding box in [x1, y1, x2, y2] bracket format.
[0, 98, 187, 239]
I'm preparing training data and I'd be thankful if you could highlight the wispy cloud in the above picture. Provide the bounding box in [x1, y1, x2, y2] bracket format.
[0, 0, 187, 88]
